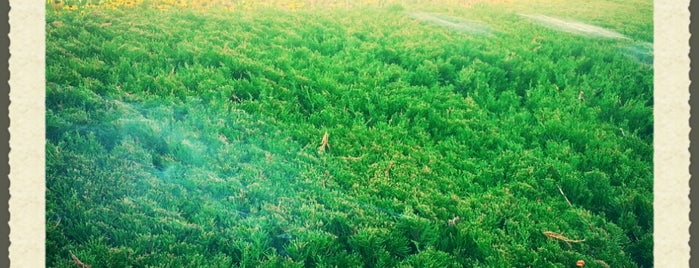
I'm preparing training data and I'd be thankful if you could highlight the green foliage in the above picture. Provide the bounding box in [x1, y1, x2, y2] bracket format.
[46, 2, 652, 267]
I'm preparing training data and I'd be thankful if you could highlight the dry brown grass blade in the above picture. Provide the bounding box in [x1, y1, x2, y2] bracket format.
[341, 155, 364, 161]
[317, 131, 329, 154]
[385, 161, 394, 177]
[556, 184, 573, 207]
[543, 231, 585, 243]
[70, 251, 92, 268]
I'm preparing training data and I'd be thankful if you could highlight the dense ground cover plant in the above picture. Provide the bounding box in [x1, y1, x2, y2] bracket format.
[47, 0, 652, 266]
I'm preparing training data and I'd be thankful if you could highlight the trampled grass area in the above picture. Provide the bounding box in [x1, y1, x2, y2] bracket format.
[46, 1, 653, 267]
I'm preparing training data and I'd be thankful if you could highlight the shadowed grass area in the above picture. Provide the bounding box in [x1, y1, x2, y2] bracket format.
[47, 1, 652, 267]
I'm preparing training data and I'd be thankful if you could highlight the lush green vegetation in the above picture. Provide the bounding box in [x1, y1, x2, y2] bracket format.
[46, 0, 653, 267]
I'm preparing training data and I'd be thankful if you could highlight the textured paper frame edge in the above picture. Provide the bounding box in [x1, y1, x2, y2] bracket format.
[6, 0, 690, 266]
[654, 0, 691, 266]
[8, 0, 45, 266]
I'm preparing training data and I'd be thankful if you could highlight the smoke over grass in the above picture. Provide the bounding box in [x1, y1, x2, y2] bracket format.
[519, 14, 630, 39]
[620, 41, 653, 66]
[407, 12, 493, 36]
[516, 13, 653, 66]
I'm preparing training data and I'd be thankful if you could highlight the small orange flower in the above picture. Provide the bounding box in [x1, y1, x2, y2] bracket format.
[576, 260, 585, 267]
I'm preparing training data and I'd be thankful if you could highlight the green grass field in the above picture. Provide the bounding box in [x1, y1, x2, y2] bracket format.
[46, 0, 653, 266]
